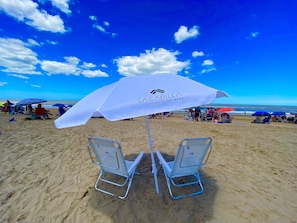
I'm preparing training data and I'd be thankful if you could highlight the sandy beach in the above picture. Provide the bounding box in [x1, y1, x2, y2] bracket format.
[0, 110, 296, 223]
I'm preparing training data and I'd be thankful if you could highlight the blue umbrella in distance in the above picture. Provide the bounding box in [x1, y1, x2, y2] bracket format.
[17, 98, 47, 105]
[252, 111, 269, 116]
[271, 111, 286, 116]
[53, 103, 66, 107]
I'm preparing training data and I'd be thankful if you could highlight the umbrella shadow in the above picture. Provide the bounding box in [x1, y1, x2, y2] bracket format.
[88, 153, 218, 222]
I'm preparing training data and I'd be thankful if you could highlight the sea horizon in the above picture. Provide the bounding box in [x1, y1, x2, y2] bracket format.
[2, 99, 296, 116]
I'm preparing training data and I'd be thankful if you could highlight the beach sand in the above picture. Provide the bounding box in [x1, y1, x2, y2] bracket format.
[0, 110, 296, 223]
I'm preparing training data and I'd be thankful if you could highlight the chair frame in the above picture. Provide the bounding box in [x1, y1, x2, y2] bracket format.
[88, 136, 144, 199]
[156, 137, 212, 200]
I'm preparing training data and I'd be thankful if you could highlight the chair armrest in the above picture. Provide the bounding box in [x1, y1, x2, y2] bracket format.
[127, 151, 144, 173]
[156, 150, 172, 174]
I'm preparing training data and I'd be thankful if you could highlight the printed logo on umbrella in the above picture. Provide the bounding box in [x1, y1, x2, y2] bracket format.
[138, 89, 184, 103]
[150, 89, 165, 94]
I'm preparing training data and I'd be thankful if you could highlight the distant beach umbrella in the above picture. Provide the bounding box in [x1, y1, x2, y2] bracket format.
[53, 103, 66, 107]
[252, 111, 269, 116]
[54, 73, 228, 194]
[271, 111, 286, 116]
[16, 98, 47, 106]
[0, 101, 14, 106]
[216, 107, 234, 113]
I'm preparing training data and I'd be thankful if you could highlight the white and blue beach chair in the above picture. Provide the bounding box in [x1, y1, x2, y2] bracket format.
[88, 136, 144, 199]
[156, 137, 212, 200]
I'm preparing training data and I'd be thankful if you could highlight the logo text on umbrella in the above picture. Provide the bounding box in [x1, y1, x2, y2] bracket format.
[150, 89, 165, 94]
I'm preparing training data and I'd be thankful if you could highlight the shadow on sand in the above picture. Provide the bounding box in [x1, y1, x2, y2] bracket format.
[88, 153, 218, 222]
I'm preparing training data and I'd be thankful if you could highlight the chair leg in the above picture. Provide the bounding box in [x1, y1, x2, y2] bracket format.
[162, 169, 204, 200]
[94, 170, 136, 200]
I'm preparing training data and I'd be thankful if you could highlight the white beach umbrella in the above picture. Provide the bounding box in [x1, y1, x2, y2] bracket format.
[54, 73, 228, 194]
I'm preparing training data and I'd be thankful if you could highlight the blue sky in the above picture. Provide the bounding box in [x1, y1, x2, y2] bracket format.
[0, 0, 296, 106]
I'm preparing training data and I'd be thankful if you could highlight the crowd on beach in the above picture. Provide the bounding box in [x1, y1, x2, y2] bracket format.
[1, 99, 297, 125]
[252, 113, 297, 124]
[185, 107, 233, 123]
[0, 99, 67, 120]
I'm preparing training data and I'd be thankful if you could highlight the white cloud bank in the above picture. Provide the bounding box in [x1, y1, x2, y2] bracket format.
[0, 38, 109, 78]
[41, 56, 109, 78]
[192, 51, 204, 57]
[0, 0, 67, 33]
[115, 48, 190, 77]
[0, 38, 40, 74]
[174, 25, 200, 44]
[50, 0, 72, 15]
[201, 59, 216, 74]
[0, 82, 8, 87]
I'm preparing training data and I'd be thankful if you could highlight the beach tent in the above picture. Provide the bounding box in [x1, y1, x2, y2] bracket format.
[54, 73, 227, 194]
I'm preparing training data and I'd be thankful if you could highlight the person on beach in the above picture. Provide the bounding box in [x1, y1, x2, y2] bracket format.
[212, 109, 220, 123]
[194, 106, 201, 122]
[35, 104, 50, 119]
[58, 106, 66, 116]
[4, 100, 13, 114]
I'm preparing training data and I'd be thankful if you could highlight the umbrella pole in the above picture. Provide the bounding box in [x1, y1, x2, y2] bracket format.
[145, 115, 160, 194]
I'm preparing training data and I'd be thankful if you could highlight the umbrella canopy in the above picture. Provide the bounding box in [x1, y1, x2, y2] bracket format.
[252, 111, 270, 116]
[17, 98, 47, 106]
[216, 107, 234, 113]
[0, 101, 14, 106]
[271, 111, 286, 116]
[54, 74, 228, 193]
[53, 103, 66, 107]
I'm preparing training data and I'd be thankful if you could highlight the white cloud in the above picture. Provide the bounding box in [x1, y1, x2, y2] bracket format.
[92, 20, 117, 37]
[81, 69, 109, 78]
[0, 82, 8, 86]
[89, 15, 97, 21]
[250, 31, 259, 38]
[174, 25, 200, 44]
[192, 51, 204, 57]
[65, 56, 80, 65]
[31, 84, 41, 88]
[115, 48, 190, 77]
[0, 38, 40, 74]
[26, 38, 40, 47]
[201, 59, 216, 74]
[111, 33, 118, 37]
[0, 0, 66, 33]
[202, 59, 214, 66]
[46, 40, 58, 45]
[93, 24, 107, 33]
[103, 21, 110, 27]
[50, 0, 71, 15]
[8, 74, 29, 79]
[246, 31, 259, 40]
[41, 57, 81, 76]
[201, 68, 217, 74]
[40, 56, 109, 78]
[81, 62, 96, 69]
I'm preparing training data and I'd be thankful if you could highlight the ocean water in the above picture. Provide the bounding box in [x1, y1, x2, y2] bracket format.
[175, 104, 297, 116]
[207, 103, 297, 115]
[4, 100, 297, 116]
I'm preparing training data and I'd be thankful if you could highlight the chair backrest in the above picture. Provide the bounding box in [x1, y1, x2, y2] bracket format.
[88, 136, 128, 177]
[171, 138, 212, 178]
